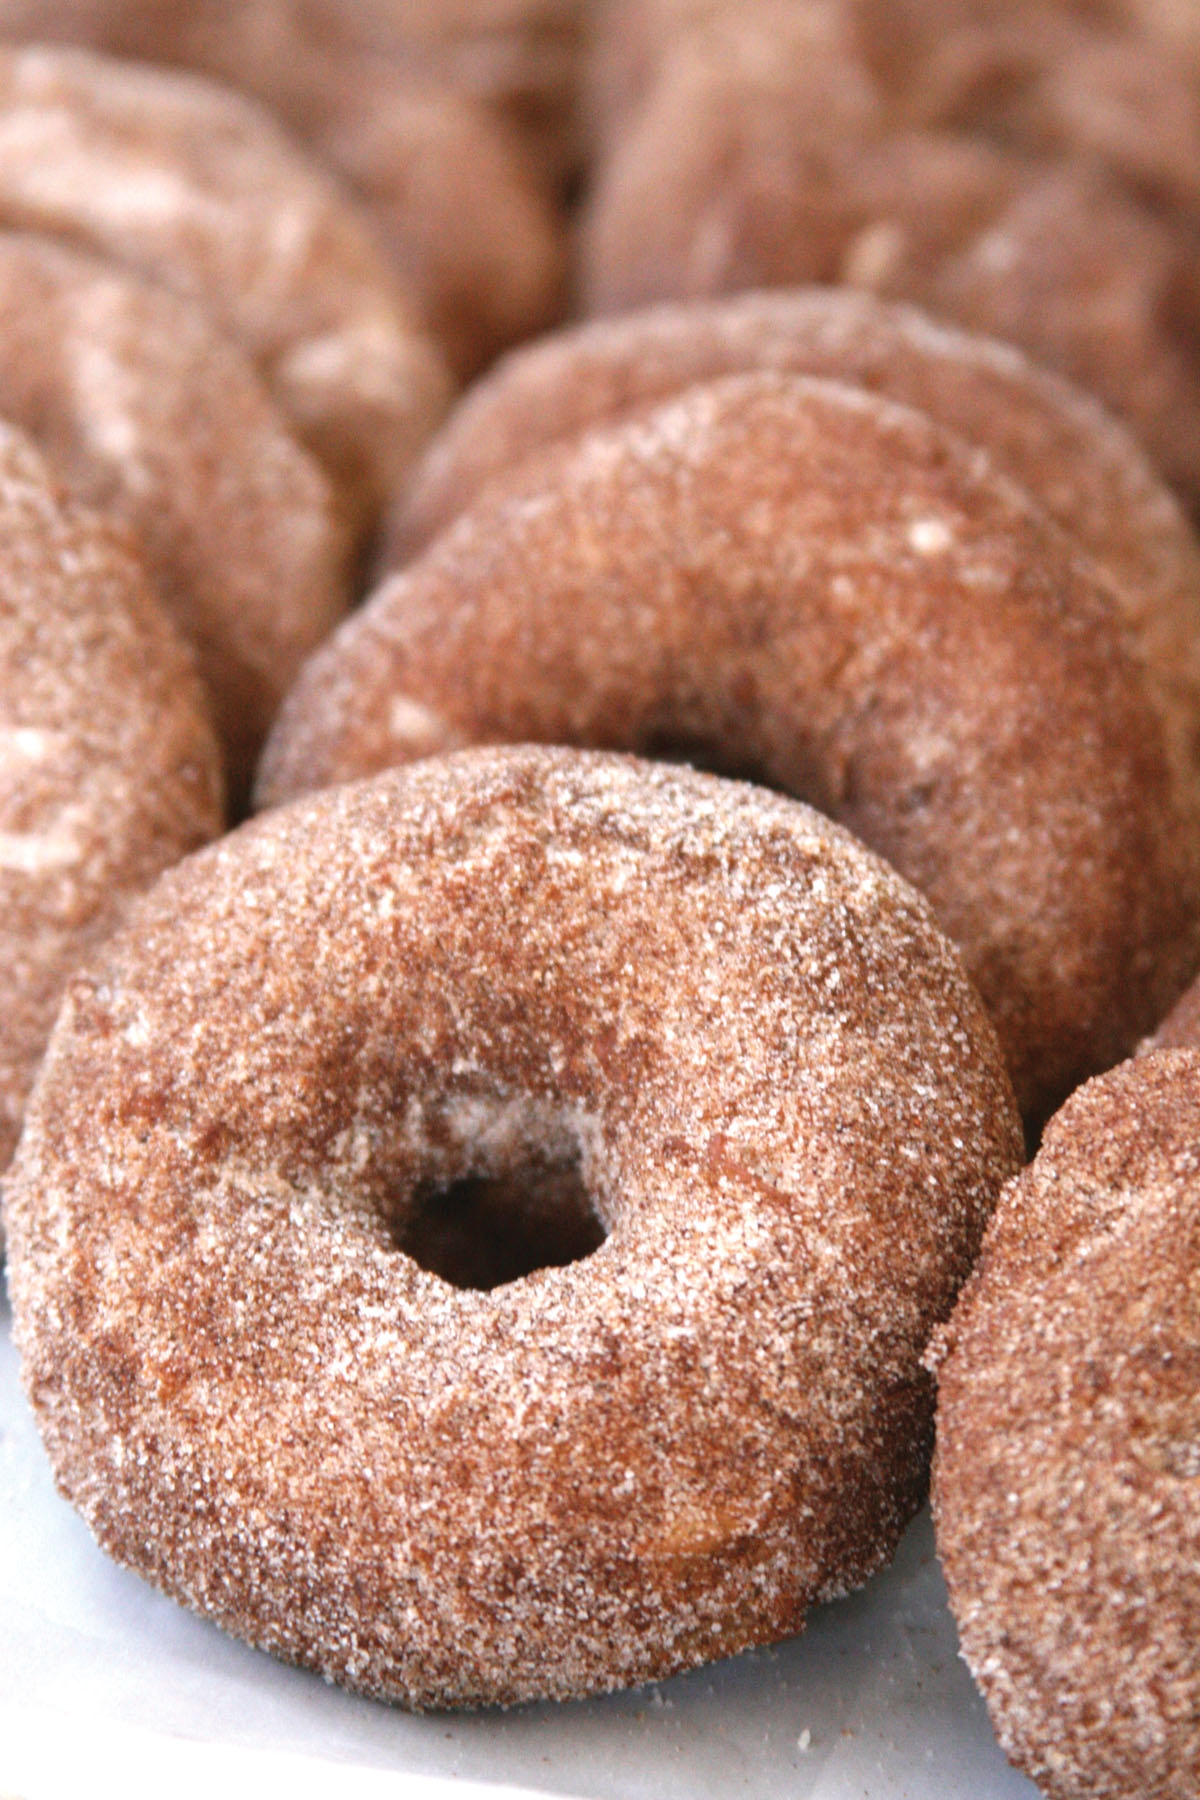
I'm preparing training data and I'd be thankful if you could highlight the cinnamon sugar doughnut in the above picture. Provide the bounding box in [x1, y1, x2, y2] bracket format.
[0, 420, 222, 1176]
[6, 746, 1023, 1707]
[928, 1051, 1200, 1799]
[387, 293, 1200, 739]
[261, 372, 1199, 1122]
[0, 3, 578, 370]
[390, 288, 1200, 887]
[0, 44, 451, 528]
[320, 85, 566, 382]
[0, 229, 350, 797]
[580, 26, 1200, 504]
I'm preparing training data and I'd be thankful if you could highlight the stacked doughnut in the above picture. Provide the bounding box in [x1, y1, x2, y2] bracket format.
[0, 7, 1197, 1779]
[582, 0, 1200, 511]
[928, 1052, 1200, 1799]
[262, 286, 1200, 1126]
[0, 3, 580, 378]
[0, 45, 452, 1204]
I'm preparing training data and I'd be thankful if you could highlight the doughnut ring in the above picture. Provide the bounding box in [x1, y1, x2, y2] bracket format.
[0, 229, 350, 797]
[0, 43, 451, 526]
[0, 419, 222, 1175]
[261, 373, 1199, 1121]
[7, 747, 1022, 1707]
[387, 289, 1200, 809]
[928, 1050, 1200, 1800]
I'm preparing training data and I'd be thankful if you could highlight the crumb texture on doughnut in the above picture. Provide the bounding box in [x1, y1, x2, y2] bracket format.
[0, 43, 451, 524]
[263, 373, 1199, 1122]
[929, 1051, 1200, 1800]
[0, 420, 222, 1173]
[0, 229, 351, 795]
[7, 747, 1022, 1708]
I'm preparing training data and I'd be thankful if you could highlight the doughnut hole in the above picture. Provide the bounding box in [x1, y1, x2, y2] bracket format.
[398, 1155, 607, 1291]
[380, 1092, 609, 1291]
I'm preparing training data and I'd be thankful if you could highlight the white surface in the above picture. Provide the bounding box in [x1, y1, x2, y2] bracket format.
[0, 1290, 1038, 1799]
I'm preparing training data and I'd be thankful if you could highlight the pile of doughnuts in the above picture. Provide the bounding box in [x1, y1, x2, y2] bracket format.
[0, 6, 1197, 1793]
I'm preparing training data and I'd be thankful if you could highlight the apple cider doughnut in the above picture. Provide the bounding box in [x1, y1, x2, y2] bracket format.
[0, 420, 222, 1175]
[387, 292, 1200, 743]
[260, 373, 1199, 1123]
[6, 746, 1023, 1707]
[928, 1051, 1200, 1800]
[0, 44, 451, 528]
[0, 230, 350, 798]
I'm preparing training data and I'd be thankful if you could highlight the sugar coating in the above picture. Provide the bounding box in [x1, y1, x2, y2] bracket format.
[0, 419, 222, 1173]
[928, 1051, 1200, 1799]
[261, 372, 1198, 1122]
[7, 746, 1023, 1709]
[390, 287, 1200, 630]
[580, 6, 1200, 504]
[388, 287, 1200, 835]
[0, 229, 350, 795]
[0, 43, 451, 524]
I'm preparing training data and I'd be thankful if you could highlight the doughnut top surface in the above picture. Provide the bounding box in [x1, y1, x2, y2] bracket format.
[0, 419, 222, 1171]
[0, 43, 451, 524]
[263, 372, 1199, 1121]
[0, 228, 350, 795]
[8, 746, 1022, 1707]
[929, 1050, 1200, 1800]
[388, 287, 1200, 816]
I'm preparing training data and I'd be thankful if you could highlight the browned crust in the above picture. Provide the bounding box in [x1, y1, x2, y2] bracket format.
[0, 229, 350, 797]
[261, 373, 1199, 1122]
[928, 1050, 1200, 1799]
[0, 420, 223, 1173]
[7, 746, 1022, 1707]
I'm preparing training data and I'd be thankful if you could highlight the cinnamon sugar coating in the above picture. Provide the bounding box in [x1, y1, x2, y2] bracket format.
[580, 5, 1200, 505]
[0, 44, 451, 529]
[7, 747, 1023, 1708]
[0, 4, 575, 377]
[0, 420, 222, 1175]
[0, 230, 350, 798]
[261, 373, 1198, 1122]
[928, 1051, 1200, 1799]
[386, 293, 1200, 782]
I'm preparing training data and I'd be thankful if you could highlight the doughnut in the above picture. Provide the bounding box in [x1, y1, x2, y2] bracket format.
[260, 372, 1199, 1123]
[320, 84, 567, 382]
[927, 1050, 1200, 1799]
[0, 2, 571, 379]
[0, 2, 582, 337]
[580, 13, 1200, 505]
[0, 229, 350, 799]
[0, 419, 222, 1177]
[386, 293, 1200, 756]
[388, 288, 1200, 906]
[0, 44, 451, 529]
[5, 745, 1024, 1707]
